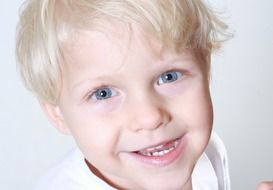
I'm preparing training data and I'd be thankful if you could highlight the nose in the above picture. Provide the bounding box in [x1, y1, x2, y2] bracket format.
[128, 96, 171, 132]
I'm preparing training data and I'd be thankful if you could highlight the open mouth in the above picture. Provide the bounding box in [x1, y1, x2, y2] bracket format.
[136, 138, 180, 157]
[129, 135, 187, 167]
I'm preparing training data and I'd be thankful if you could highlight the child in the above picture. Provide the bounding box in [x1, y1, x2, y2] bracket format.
[16, 0, 232, 189]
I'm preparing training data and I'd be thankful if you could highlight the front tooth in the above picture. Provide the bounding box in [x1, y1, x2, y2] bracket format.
[158, 151, 164, 156]
[152, 152, 159, 156]
[139, 141, 179, 157]
[140, 151, 150, 156]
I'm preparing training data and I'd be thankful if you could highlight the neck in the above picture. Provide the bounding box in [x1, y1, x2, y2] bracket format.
[85, 158, 193, 190]
[85, 159, 126, 190]
[182, 177, 193, 190]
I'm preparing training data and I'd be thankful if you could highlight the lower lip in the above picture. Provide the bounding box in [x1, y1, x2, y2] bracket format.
[128, 135, 188, 167]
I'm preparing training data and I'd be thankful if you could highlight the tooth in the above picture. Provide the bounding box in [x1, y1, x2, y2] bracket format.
[158, 151, 164, 156]
[155, 144, 164, 150]
[174, 140, 179, 148]
[146, 144, 165, 152]
[138, 139, 180, 157]
[152, 152, 159, 156]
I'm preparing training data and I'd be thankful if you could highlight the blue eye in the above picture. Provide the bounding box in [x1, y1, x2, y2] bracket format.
[91, 88, 117, 100]
[157, 71, 182, 85]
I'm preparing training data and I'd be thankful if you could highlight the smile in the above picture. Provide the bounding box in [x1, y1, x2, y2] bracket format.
[137, 138, 180, 157]
[129, 134, 188, 167]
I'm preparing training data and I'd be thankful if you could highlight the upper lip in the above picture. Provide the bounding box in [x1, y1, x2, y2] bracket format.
[133, 134, 185, 153]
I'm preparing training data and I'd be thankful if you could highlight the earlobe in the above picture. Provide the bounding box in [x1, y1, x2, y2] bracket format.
[39, 101, 71, 135]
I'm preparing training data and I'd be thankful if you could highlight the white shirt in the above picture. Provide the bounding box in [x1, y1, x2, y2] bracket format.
[35, 132, 230, 190]
[192, 132, 230, 190]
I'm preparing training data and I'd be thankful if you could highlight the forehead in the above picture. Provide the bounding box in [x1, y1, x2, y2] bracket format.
[58, 22, 200, 96]
[61, 22, 174, 72]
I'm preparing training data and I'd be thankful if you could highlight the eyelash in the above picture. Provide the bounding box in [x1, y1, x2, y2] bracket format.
[86, 70, 184, 101]
[157, 70, 183, 85]
[86, 85, 117, 101]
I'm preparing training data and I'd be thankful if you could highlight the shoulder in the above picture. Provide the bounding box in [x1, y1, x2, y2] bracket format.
[34, 148, 85, 190]
[34, 148, 113, 190]
[205, 132, 231, 190]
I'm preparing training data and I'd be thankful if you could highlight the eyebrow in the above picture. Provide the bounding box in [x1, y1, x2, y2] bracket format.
[71, 75, 112, 93]
[70, 54, 196, 93]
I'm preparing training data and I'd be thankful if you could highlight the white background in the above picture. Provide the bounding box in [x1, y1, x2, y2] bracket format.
[0, 0, 272, 189]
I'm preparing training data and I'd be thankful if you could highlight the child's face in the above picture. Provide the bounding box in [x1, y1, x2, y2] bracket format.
[45, 24, 213, 189]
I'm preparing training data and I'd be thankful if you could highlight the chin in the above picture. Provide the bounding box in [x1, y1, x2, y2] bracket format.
[140, 181, 187, 190]
[136, 171, 191, 190]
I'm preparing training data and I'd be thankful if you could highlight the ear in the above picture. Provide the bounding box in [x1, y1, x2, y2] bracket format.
[39, 101, 71, 135]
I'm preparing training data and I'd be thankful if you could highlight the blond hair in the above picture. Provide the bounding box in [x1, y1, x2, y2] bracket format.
[16, 0, 230, 104]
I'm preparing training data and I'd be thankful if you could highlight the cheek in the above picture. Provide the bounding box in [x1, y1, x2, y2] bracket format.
[171, 82, 213, 144]
[186, 87, 213, 154]
[61, 107, 121, 157]
[189, 88, 213, 133]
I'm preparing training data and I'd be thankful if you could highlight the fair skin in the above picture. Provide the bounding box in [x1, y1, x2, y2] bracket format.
[257, 181, 273, 190]
[41, 23, 213, 190]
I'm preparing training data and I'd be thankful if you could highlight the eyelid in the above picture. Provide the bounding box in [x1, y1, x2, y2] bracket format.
[158, 68, 187, 78]
[156, 70, 184, 85]
[86, 85, 118, 101]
